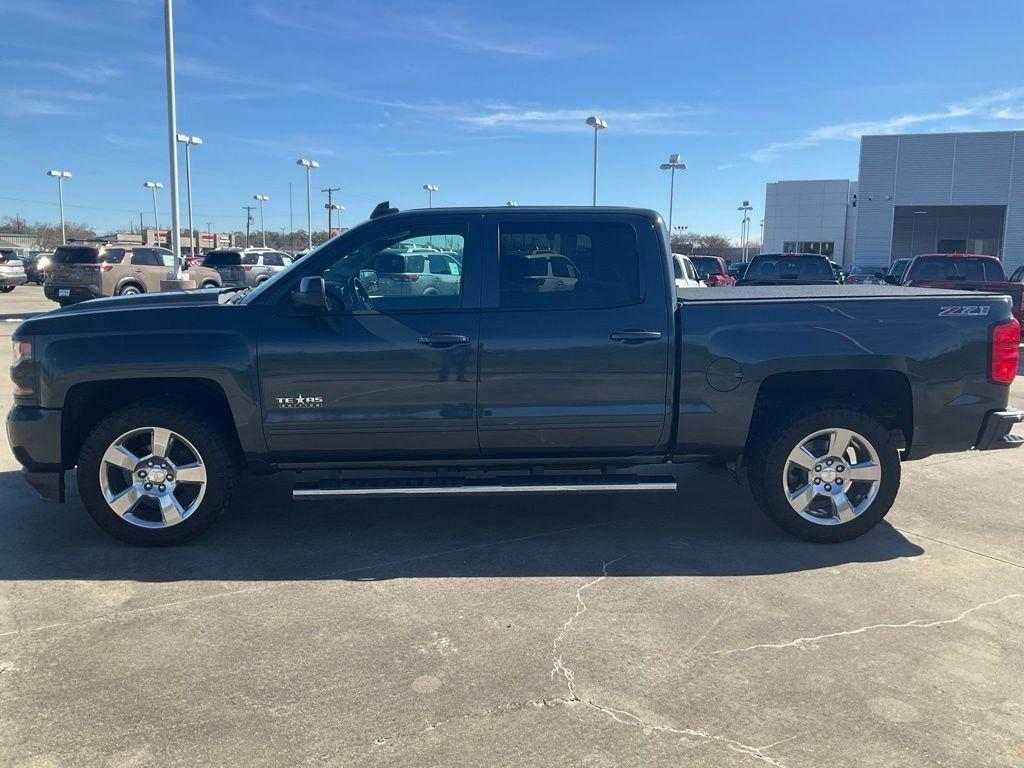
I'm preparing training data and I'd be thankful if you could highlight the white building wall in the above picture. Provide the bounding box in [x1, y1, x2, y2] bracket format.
[762, 179, 855, 265]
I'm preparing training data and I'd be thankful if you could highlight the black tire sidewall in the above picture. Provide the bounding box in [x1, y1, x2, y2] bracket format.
[77, 401, 236, 545]
[750, 407, 901, 543]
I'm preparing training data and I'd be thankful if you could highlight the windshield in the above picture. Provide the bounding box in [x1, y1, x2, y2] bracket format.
[202, 251, 242, 267]
[690, 257, 723, 274]
[744, 255, 835, 282]
[52, 245, 100, 264]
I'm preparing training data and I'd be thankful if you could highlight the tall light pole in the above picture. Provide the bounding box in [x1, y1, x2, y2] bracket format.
[326, 203, 345, 234]
[423, 183, 438, 208]
[253, 194, 269, 247]
[175, 133, 202, 259]
[737, 200, 753, 262]
[659, 154, 686, 237]
[46, 170, 71, 245]
[322, 186, 341, 233]
[162, 0, 183, 279]
[759, 219, 765, 254]
[143, 182, 163, 245]
[296, 158, 319, 249]
[585, 116, 607, 206]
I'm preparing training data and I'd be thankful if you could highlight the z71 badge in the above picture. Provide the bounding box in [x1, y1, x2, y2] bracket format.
[276, 395, 325, 408]
[938, 305, 990, 317]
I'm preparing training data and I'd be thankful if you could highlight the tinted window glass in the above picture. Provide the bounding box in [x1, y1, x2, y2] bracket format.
[746, 255, 834, 281]
[131, 249, 160, 266]
[241, 253, 261, 265]
[102, 248, 126, 264]
[202, 251, 242, 267]
[318, 227, 468, 312]
[498, 221, 640, 309]
[683, 259, 697, 280]
[264, 253, 284, 267]
[690, 256, 724, 275]
[52, 245, 100, 264]
[910, 257, 1006, 282]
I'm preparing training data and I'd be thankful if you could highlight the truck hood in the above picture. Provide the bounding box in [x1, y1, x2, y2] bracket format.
[51, 287, 231, 316]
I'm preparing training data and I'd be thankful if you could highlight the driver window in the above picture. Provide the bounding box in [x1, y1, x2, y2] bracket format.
[319, 227, 467, 312]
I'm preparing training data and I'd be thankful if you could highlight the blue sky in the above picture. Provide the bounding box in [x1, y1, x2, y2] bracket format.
[2, 0, 1024, 239]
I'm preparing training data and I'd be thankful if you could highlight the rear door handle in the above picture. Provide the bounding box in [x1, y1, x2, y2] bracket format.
[418, 333, 470, 347]
[610, 330, 662, 343]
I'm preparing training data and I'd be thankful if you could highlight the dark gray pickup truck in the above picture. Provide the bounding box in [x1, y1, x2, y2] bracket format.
[7, 205, 1023, 546]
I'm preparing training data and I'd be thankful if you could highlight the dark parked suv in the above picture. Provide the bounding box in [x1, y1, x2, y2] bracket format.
[189, 248, 293, 288]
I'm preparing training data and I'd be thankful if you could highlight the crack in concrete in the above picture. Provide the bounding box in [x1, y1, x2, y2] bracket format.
[712, 593, 1024, 657]
[549, 557, 791, 767]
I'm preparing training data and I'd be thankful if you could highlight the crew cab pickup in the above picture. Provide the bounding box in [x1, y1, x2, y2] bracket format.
[7, 205, 1022, 546]
[898, 253, 1024, 324]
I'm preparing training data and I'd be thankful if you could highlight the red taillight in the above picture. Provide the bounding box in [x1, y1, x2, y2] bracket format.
[991, 320, 1020, 384]
[240, 265, 253, 271]
[384, 273, 419, 282]
[82, 263, 113, 272]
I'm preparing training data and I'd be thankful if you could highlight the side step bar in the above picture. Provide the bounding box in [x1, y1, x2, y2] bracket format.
[293, 475, 677, 499]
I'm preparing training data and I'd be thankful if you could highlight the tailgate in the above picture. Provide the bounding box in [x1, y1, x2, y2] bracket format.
[214, 266, 246, 285]
[49, 263, 101, 287]
[909, 280, 1024, 320]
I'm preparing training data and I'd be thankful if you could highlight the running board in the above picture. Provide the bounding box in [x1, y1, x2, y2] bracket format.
[293, 475, 677, 499]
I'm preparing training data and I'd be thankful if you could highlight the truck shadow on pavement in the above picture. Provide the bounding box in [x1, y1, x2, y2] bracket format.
[0, 463, 924, 583]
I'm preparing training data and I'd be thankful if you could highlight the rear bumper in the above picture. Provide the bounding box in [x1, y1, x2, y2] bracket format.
[0, 274, 27, 287]
[44, 284, 100, 302]
[6, 405, 65, 502]
[976, 408, 1024, 450]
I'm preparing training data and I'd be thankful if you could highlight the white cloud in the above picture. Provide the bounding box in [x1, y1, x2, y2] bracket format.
[458, 107, 705, 135]
[747, 88, 1024, 163]
[1, 59, 120, 84]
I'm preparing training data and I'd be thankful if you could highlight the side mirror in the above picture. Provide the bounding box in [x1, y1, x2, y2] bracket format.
[358, 269, 379, 290]
[883, 274, 900, 285]
[292, 276, 327, 309]
[696, 271, 709, 281]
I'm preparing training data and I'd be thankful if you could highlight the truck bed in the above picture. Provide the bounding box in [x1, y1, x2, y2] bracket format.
[676, 284, 996, 302]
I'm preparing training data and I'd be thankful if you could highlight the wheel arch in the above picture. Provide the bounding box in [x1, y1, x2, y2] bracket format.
[747, 369, 913, 459]
[61, 378, 243, 469]
[115, 277, 146, 294]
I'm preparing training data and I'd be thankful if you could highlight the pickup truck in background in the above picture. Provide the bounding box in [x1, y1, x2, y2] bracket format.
[896, 253, 1024, 324]
[7, 205, 1023, 546]
[736, 252, 843, 286]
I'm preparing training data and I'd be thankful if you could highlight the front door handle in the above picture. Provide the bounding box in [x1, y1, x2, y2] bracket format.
[610, 330, 662, 343]
[418, 332, 470, 347]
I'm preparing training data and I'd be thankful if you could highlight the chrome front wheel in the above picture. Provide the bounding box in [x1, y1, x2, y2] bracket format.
[98, 426, 208, 529]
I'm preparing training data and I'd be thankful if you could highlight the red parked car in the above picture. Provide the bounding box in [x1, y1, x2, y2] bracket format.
[689, 255, 736, 287]
[898, 253, 1024, 325]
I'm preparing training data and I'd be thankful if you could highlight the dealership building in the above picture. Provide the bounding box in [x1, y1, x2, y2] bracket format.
[762, 130, 1024, 273]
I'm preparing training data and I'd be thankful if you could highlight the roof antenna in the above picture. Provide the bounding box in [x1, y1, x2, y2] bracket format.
[370, 201, 399, 220]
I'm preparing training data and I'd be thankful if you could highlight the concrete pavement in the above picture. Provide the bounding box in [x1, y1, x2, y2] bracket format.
[2, 285, 1023, 767]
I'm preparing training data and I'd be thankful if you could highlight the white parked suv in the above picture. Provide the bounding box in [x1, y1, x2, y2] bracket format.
[673, 254, 706, 289]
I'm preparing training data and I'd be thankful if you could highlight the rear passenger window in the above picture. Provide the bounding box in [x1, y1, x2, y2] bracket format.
[264, 253, 284, 267]
[498, 222, 640, 309]
[102, 248, 126, 264]
[131, 249, 158, 266]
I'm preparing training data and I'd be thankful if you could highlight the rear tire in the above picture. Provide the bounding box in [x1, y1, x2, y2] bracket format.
[0, 286, 14, 293]
[747, 406, 900, 543]
[117, 284, 143, 296]
[77, 399, 238, 545]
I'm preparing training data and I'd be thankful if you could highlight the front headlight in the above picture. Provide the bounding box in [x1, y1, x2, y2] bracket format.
[37, 256, 50, 270]
[12, 339, 32, 367]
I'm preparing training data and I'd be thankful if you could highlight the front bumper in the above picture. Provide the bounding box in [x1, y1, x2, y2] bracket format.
[976, 408, 1024, 450]
[0, 273, 27, 287]
[6, 405, 65, 502]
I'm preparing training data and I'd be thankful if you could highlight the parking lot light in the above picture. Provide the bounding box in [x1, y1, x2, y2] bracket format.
[175, 134, 202, 259]
[659, 154, 686, 237]
[325, 202, 345, 234]
[737, 200, 753, 261]
[143, 182, 164, 246]
[46, 170, 72, 245]
[423, 184, 438, 208]
[254, 195, 269, 247]
[297, 158, 319, 249]
[585, 116, 607, 206]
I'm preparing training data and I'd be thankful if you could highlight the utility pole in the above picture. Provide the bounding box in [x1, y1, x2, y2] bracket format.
[322, 186, 340, 233]
[289, 182, 294, 253]
[243, 205, 255, 248]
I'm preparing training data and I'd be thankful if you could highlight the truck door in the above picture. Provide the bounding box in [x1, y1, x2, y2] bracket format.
[477, 214, 673, 456]
[257, 217, 482, 460]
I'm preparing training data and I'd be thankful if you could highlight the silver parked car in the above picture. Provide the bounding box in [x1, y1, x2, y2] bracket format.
[0, 249, 29, 293]
[359, 248, 462, 297]
[188, 248, 293, 288]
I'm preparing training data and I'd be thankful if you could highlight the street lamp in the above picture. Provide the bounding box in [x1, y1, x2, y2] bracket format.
[46, 170, 72, 245]
[325, 203, 345, 234]
[143, 182, 163, 246]
[296, 158, 319, 249]
[585, 116, 607, 206]
[253, 195, 269, 247]
[659, 153, 686, 237]
[175, 133, 202, 259]
[162, 0, 184, 280]
[423, 183, 438, 208]
[737, 200, 754, 262]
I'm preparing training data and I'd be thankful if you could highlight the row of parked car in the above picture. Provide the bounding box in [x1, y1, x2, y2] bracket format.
[673, 250, 1024, 324]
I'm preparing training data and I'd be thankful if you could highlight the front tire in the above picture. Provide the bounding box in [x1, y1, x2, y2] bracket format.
[747, 406, 900, 543]
[0, 285, 14, 293]
[77, 399, 237, 545]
